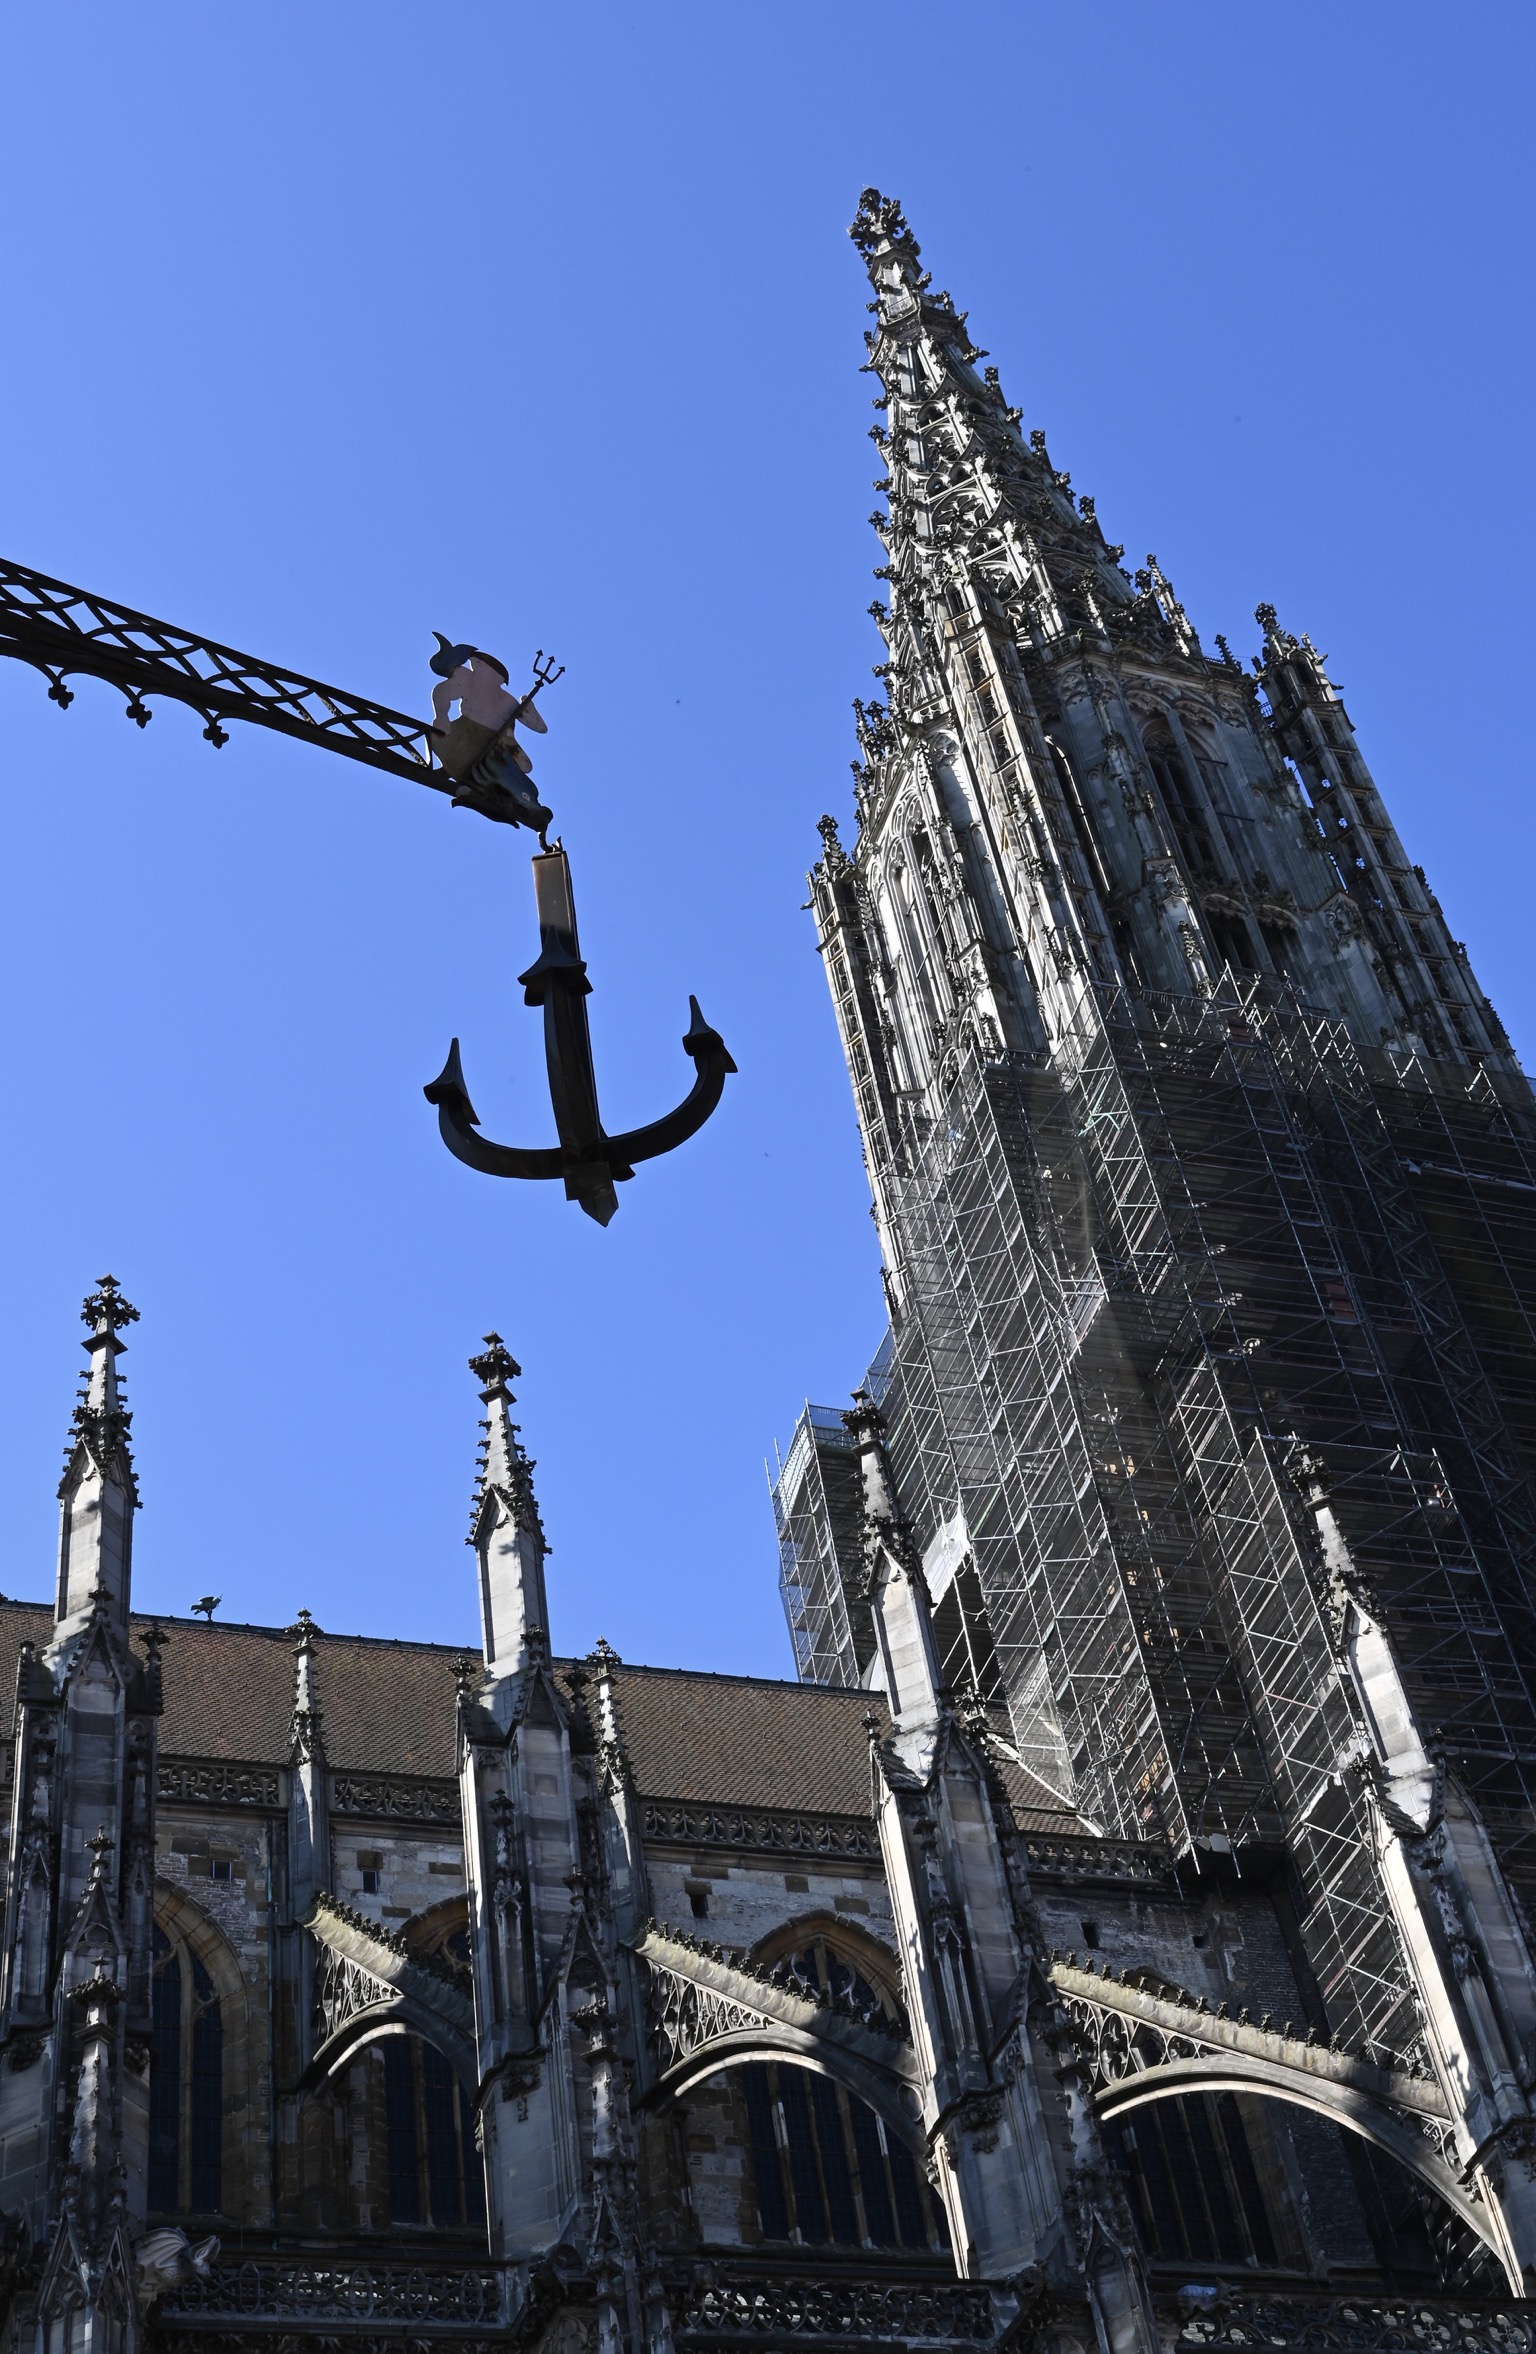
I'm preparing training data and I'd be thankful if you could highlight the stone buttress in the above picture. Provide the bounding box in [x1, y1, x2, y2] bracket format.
[0, 1281, 160, 2354]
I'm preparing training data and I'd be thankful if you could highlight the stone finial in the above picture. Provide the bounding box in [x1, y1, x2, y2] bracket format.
[815, 813, 851, 877]
[849, 187, 920, 262]
[469, 1332, 521, 1397]
[81, 1275, 138, 1338]
[1254, 601, 1298, 660]
[54, 1278, 141, 1638]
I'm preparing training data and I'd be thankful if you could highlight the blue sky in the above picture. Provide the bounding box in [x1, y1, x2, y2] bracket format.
[0, 4, 1530, 1671]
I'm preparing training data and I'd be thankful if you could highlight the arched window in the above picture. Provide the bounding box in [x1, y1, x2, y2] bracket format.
[773, 1933, 905, 2033]
[1104, 2093, 1277, 2266]
[1205, 907, 1259, 974]
[378, 2034, 485, 2230]
[149, 1920, 223, 2216]
[739, 2060, 948, 2254]
[1143, 722, 1217, 876]
[752, 1920, 906, 2035]
[1104, 2093, 1503, 2293]
[404, 1899, 472, 1984]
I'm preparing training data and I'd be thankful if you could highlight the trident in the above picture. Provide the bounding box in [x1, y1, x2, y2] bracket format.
[423, 649, 735, 1225]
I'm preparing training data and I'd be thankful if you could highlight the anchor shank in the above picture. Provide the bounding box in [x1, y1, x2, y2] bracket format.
[519, 847, 618, 1222]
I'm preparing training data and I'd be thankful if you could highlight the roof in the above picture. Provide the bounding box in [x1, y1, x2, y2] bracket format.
[0, 1600, 1083, 1831]
[0, 1602, 465, 1780]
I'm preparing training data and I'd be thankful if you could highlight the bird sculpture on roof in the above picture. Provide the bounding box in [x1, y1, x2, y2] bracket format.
[191, 1595, 220, 1622]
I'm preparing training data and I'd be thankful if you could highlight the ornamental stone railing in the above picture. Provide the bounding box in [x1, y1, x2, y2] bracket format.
[640, 1802, 877, 1861]
[158, 1759, 282, 1809]
[675, 2274, 994, 2343]
[159, 2259, 508, 2331]
[331, 1773, 460, 1824]
[1018, 1832, 1174, 1886]
[1172, 2294, 1535, 2354]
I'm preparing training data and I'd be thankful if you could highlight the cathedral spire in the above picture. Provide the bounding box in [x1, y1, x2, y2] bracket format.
[467, 1335, 549, 1683]
[848, 185, 1140, 691]
[54, 1276, 140, 1644]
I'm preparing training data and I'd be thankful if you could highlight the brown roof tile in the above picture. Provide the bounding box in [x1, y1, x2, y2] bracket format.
[0, 1600, 465, 1779]
[0, 1601, 1083, 1832]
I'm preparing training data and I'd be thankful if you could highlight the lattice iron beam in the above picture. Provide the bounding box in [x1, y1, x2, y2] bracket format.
[0, 554, 439, 791]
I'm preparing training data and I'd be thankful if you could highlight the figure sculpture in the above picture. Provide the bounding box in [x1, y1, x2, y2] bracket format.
[428, 637, 562, 845]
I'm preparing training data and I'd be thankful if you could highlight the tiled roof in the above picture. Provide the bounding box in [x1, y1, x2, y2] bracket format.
[0, 1602, 465, 1779]
[0, 1601, 1084, 1831]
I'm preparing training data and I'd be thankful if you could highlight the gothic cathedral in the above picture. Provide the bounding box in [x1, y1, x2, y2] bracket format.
[5, 195, 1536, 2354]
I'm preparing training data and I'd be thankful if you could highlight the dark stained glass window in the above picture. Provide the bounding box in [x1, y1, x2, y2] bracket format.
[148, 1919, 223, 2217]
[380, 2036, 484, 2230]
[739, 2062, 947, 2252]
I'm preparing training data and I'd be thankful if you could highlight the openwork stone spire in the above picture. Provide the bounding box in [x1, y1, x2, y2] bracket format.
[847, 185, 1173, 755]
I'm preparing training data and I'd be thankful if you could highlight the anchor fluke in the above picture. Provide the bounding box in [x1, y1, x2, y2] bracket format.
[424, 1037, 479, 1127]
[423, 1039, 565, 1184]
[683, 995, 738, 1074]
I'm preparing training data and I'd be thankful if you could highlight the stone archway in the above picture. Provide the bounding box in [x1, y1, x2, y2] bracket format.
[1096, 2066, 1499, 2266]
[1049, 1956, 1493, 2261]
[302, 1892, 477, 2088]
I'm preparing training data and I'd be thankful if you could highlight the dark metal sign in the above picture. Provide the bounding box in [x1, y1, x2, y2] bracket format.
[0, 556, 734, 1220]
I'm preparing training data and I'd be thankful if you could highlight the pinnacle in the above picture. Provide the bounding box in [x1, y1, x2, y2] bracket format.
[466, 1331, 545, 1548]
[59, 1275, 139, 1503]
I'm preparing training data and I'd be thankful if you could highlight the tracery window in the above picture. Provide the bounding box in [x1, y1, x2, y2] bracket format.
[149, 1920, 223, 2215]
[753, 1921, 906, 2033]
[1105, 2094, 1279, 2266]
[1143, 722, 1217, 876]
[379, 2034, 484, 2230]
[739, 2060, 948, 2253]
[404, 1899, 472, 1984]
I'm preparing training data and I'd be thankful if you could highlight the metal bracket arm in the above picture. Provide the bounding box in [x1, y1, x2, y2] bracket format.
[0, 554, 441, 790]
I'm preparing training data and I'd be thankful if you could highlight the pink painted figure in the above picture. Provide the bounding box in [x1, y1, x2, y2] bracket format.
[428, 637, 554, 841]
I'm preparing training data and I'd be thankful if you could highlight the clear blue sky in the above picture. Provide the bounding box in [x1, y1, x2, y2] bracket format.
[0, 5, 1530, 1671]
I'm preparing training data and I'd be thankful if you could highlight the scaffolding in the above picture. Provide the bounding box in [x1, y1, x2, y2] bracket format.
[770, 1406, 867, 1688]
[870, 974, 1536, 2067]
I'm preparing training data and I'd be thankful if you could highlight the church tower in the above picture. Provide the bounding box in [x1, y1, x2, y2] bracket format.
[791, 191, 1536, 2282]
